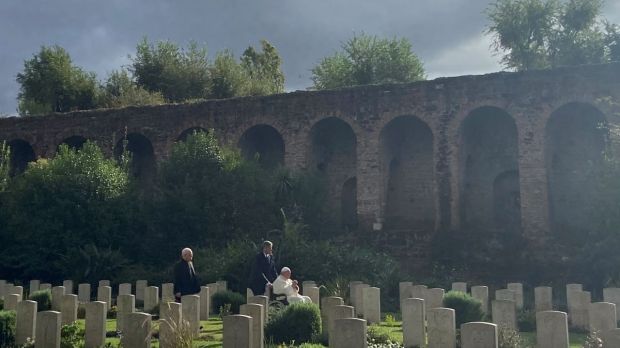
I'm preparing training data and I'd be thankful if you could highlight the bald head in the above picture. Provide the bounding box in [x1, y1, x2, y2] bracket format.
[181, 248, 193, 261]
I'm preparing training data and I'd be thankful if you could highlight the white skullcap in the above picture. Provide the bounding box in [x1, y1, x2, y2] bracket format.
[280, 267, 291, 274]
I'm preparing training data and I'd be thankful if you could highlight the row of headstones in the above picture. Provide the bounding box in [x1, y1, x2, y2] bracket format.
[0, 279, 229, 303]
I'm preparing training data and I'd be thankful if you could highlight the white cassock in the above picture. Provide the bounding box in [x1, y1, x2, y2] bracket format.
[272, 275, 312, 304]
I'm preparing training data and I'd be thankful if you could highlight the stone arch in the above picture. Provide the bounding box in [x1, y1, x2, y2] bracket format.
[308, 117, 357, 225]
[380, 115, 435, 230]
[7, 139, 36, 176]
[58, 135, 87, 152]
[177, 127, 208, 142]
[238, 124, 284, 169]
[341, 177, 358, 230]
[114, 133, 156, 179]
[459, 106, 520, 232]
[545, 102, 608, 241]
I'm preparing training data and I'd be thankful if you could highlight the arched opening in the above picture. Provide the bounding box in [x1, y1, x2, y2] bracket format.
[341, 177, 358, 230]
[177, 127, 207, 142]
[8, 139, 36, 176]
[238, 125, 284, 169]
[58, 136, 87, 152]
[493, 170, 522, 233]
[308, 117, 357, 226]
[114, 133, 156, 179]
[460, 107, 520, 232]
[546, 102, 608, 242]
[380, 116, 435, 230]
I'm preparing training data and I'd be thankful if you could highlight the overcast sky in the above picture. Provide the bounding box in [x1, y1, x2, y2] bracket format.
[1, 0, 619, 115]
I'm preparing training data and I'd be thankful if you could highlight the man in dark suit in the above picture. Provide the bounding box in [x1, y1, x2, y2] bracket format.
[174, 247, 200, 301]
[248, 241, 278, 296]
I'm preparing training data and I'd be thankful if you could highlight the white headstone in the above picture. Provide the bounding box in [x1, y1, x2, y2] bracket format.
[240, 303, 264, 348]
[452, 282, 467, 293]
[461, 322, 498, 348]
[116, 294, 135, 333]
[182, 294, 200, 336]
[51, 286, 65, 312]
[35, 311, 61, 348]
[223, 314, 253, 348]
[589, 302, 617, 334]
[159, 301, 182, 345]
[321, 296, 344, 339]
[332, 318, 367, 348]
[16, 300, 37, 346]
[495, 289, 516, 302]
[426, 288, 445, 309]
[329, 305, 355, 345]
[507, 283, 524, 309]
[536, 311, 569, 348]
[85, 301, 107, 348]
[361, 287, 380, 324]
[199, 286, 210, 321]
[492, 300, 517, 330]
[61, 294, 78, 325]
[162, 283, 175, 302]
[402, 298, 425, 348]
[119, 283, 132, 296]
[305, 286, 320, 305]
[96, 286, 112, 312]
[78, 283, 91, 304]
[427, 307, 456, 348]
[603, 288, 620, 321]
[5, 293, 22, 311]
[135, 280, 148, 302]
[62, 280, 73, 295]
[471, 286, 489, 314]
[535, 286, 553, 312]
[29, 280, 40, 293]
[121, 312, 151, 348]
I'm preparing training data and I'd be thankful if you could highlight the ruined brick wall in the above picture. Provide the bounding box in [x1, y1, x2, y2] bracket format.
[2, 63, 620, 257]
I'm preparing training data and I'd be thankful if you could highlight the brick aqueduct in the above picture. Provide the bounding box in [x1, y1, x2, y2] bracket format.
[1, 63, 620, 259]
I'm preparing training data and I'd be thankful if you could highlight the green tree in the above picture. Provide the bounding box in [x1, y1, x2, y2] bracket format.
[240, 40, 286, 95]
[16, 45, 99, 115]
[149, 131, 282, 260]
[487, 0, 619, 70]
[98, 69, 165, 108]
[131, 38, 211, 102]
[311, 33, 426, 90]
[1, 142, 132, 281]
[0, 142, 9, 192]
[209, 50, 247, 99]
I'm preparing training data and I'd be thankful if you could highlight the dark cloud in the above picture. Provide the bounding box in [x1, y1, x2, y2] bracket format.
[1, 0, 617, 115]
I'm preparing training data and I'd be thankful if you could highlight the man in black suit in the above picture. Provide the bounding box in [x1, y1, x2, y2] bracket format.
[174, 247, 200, 301]
[248, 241, 278, 296]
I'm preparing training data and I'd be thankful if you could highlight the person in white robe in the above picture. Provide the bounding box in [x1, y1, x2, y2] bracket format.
[272, 267, 312, 304]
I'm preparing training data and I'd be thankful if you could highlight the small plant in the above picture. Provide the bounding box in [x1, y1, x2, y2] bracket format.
[60, 322, 83, 348]
[583, 330, 603, 348]
[498, 325, 527, 348]
[367, 325, 391, 345]
[265, 302, 322, 344]
[211, 290, 245, 314]
[218, 303, 232, 320]
[28, 289, 52, 311]
[159, 318, 193, 348]
[442, 291, 484, 327]
[0, 310, 16, 348]
[383, 313, 397, 327]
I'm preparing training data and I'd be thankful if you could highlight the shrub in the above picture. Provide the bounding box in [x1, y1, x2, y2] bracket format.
[442, 291, 484, 327]
[158, 318, 193, 348]
[0, 298, 3, 311]
[28, 289, 52, 311]
[211, 291, 245, 315]
[0, 310, 16, 347]
[265, 302, 322, 344]
[60, 322, 83, 348]
[498, 326, 525, 348]
[367, 325, 391, 344]
[517, 309, 536, 332]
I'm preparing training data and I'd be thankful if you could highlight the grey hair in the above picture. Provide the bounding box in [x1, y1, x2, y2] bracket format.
[181, 248, 193, 256]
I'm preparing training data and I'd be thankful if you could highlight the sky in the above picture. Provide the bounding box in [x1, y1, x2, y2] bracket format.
[1, 0, 619, 115]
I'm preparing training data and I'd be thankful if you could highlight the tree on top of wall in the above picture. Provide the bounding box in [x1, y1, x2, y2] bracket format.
[16, 45, 99, 116]
[311, 33, 426, 90]
[486, 0, 620, 71]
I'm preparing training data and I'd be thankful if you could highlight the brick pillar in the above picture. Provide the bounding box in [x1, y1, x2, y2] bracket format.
[356, 128, 381, 233]
[515, 112, 551, 241]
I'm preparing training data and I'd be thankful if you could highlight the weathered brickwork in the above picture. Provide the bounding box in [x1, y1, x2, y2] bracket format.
[1, 63, 620, 257]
